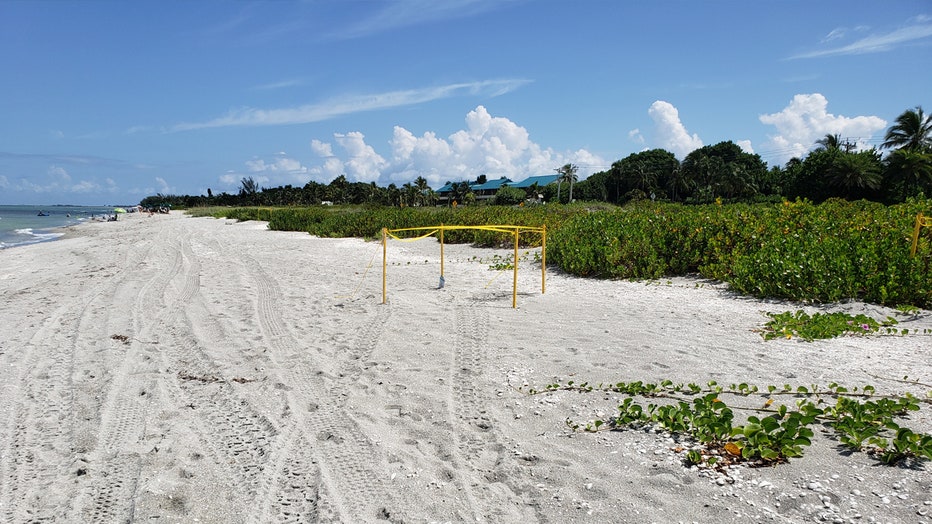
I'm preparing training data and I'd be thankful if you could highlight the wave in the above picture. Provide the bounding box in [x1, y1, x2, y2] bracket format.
[0, 228, 65, 249]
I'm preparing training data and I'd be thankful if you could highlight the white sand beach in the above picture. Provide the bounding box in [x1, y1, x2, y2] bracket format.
[0, 211, 930, 523]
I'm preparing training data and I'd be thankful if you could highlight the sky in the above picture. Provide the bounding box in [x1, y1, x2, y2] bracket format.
[1, 1, 931, 206]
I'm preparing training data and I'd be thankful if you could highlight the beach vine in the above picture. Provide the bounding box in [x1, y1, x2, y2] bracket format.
[759, 310, 932, 341]
[522, 379, 932, 468]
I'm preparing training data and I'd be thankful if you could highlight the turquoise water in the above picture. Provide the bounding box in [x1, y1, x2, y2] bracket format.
[0, 205, 117, 249]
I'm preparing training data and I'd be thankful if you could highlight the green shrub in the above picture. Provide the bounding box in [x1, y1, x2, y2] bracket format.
[203, 199, 932, 308]
[548, 199, 932, 307]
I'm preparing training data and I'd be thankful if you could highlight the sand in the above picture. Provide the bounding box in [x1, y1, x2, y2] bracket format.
[0, 210, 930, 523]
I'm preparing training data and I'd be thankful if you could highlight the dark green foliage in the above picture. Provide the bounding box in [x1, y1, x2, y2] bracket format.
[223, 204, 589, 247]
[548, 198, 932, 307]
[492, 185, 526, 206]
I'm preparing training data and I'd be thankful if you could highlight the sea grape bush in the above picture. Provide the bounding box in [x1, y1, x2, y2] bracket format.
[548, 198, 932, 308]
[211, 204, 587, 246]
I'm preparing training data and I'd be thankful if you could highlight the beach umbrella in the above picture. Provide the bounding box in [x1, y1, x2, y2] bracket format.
[114, 207, 127, 213]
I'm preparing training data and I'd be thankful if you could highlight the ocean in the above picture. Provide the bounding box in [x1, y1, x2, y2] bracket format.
[0, 205, 119, 249]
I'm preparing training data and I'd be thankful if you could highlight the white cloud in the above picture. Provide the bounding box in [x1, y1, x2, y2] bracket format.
[628, 128, 645, 145]
[648, 101, 704, 158]
[758, 93, 887, 164]
[310, 140, 333, 157]
[334, 132, 388, 183]
[155, 176, 173, 194]
[736, 140, 754, 154]
[821, 28, 847, 43]
[331, 0, 508, 40]
[246, 156, 308, 175]
[251, 79, 305, 91]
[216, 153, 312, 189]
[307, 105, 605, 189]
[792, 19, 932, 58]
[8, 165, 113, 196]
[71, 180, 99, 193]
[219, 172, 238, 187]
[48, 165, 70, 181]
[173, 80, 530, 131]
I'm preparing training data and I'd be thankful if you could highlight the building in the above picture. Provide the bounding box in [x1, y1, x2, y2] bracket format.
[435, 174, 562, 204]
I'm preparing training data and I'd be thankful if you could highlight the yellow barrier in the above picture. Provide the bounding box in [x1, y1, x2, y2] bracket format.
[911, 212, 932, 257]
[382, 224, 546, 308]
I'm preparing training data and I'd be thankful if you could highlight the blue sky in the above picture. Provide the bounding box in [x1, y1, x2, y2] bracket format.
[1, 0, 930, 205]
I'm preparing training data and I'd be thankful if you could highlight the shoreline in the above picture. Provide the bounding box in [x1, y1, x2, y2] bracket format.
[1, 210, 930, 522]
[0, 209, 125, 250]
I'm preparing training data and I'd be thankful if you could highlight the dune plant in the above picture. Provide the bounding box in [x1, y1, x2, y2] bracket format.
[526, 379, 932, 467]
[760, 310, 932, 340]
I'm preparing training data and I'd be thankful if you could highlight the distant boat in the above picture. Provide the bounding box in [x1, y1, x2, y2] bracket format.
[37, 211, 50, 216]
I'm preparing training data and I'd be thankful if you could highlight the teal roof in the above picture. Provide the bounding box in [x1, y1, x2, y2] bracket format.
[471, 177, 512, 191]
[511, 174, 561, 188]
[435, 174, 559, 193]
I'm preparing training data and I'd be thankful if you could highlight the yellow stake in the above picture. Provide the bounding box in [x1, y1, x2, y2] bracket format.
[911, 213, 924, 257]
[381, 224, 546, 308]
[513, 229, 519, 308]
[382, 227, 387, 304]
[541, 224, 547, 295]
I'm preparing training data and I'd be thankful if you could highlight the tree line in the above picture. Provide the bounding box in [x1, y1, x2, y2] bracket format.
[140, 106, 932, 209]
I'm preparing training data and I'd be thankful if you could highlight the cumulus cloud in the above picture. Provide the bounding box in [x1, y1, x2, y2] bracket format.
[648, 101, 704, 158]
[306, 105, 605, 189]
[213, 153, 311, 190]
[333, 132, 388, 183]
[48, 165, 70, 181]
[758, 93, 886, 164]
[219, 172, 239, 187]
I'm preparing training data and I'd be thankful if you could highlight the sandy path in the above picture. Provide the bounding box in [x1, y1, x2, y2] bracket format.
[0, 211, 930, 523]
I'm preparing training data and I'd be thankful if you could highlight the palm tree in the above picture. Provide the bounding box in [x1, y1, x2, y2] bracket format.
[239, 176, 260, 205]
[450, 181, 471, 206]
[413, 176, 434, 206]
[555, 163, 579, 203]
[827, 150, 883, 197]
[666, 166, 693, 202]
[882, 106, 932, 152]
[815, 133, 843, 151]
[523, 182, 541, 202]
[886, 148, 932, 198]
[553, 169, 563, 203]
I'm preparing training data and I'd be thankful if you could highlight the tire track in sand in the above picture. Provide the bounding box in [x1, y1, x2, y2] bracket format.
[448, 292, 542, 523]
[156, 230, 279, 500]
[239, 248, 408, 523]
[68, 225, 177, 522]
[0, 234, 156, 522]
